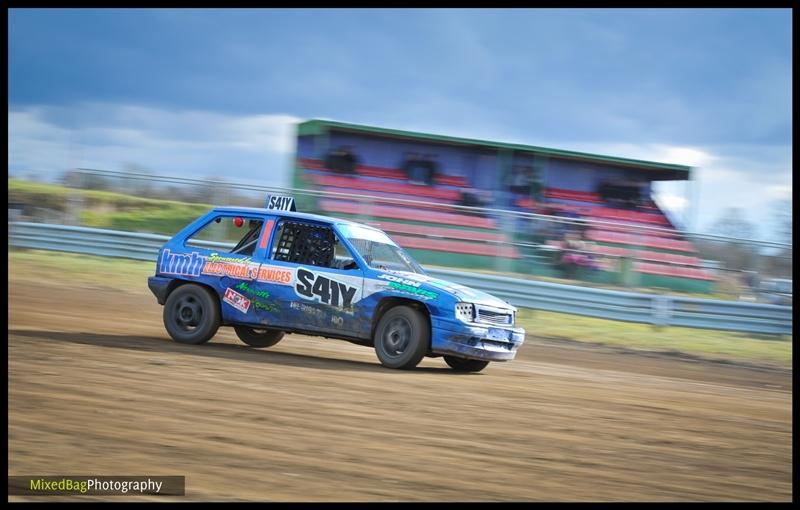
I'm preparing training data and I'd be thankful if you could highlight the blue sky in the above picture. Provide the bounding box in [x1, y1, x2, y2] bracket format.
[7, 8, 792, 239]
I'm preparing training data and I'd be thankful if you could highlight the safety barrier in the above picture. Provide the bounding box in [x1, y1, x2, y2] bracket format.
[8, 222, 792, 335]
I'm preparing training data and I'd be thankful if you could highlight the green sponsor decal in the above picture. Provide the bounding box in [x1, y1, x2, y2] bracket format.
[253, 301, 280, 312]
[235, 281, 271, 299]
[209, 252, 252, 264]
[388, 281, 437, 299]
[235, 281, 279, 312]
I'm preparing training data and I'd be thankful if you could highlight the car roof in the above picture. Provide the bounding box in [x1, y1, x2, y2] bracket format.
[210, 206, 378, 230]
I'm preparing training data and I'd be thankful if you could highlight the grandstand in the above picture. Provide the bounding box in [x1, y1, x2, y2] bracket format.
[292, 119, 713, 293]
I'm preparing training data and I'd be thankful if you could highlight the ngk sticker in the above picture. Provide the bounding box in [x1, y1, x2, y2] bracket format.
[223, 287, 251, 313]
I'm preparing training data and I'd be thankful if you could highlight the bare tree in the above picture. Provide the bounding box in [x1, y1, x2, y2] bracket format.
[772, 199, 792, 245]
[759, 199, 793, 279]
[61, 169, 81, 187]
[700, 208, 762, 276]
[122, 163, 155, 198]
[708, 207, 758, 240]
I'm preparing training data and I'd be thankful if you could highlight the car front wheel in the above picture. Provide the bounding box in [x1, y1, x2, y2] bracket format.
[374, 305, 429, 369]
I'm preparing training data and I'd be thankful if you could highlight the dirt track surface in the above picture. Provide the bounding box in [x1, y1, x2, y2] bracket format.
[8, 279, 792, 501]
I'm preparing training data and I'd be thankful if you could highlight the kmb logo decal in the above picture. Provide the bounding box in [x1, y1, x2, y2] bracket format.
[159, 249, 207, 277]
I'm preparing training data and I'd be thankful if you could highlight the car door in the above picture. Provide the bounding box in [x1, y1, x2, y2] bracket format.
[252, 217, 365, 337]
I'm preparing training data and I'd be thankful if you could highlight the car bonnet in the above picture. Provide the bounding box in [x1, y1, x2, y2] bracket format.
[381, 270, 515, 311]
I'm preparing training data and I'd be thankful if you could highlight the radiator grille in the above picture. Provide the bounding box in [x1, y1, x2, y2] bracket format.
[477, 308, 513, 325]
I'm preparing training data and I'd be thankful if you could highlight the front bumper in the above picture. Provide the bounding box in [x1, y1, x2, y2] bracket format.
[430, 317, 525, 362]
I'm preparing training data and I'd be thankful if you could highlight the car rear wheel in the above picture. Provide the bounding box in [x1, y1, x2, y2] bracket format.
[163, 284, 220, 345]
[234, 326, 284, 348]
[444, 355, 490, 373]
[374, 305, 429, 369]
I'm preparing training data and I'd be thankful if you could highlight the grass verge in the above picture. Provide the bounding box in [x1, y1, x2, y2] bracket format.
[9, 249, 157, 291]
[515, 309, 791, 368]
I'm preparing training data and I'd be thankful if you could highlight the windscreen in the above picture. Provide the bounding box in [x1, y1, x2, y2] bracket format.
[338, 224, 424, 275]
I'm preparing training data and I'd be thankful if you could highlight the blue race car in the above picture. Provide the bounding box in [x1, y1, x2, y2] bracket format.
[147, 195, 525, 372]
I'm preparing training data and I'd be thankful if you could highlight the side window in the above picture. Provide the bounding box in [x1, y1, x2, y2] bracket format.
[334, 238, 358, 270]
[185, 216, 265, 257]
[271, 220, 357, 270]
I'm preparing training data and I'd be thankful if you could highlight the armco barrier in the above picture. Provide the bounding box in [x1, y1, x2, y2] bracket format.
[8, 222, 792, 335]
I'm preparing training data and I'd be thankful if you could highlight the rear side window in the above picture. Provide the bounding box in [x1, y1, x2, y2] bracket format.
[185, 216, 264, 257]
[271, 220, 336, 268]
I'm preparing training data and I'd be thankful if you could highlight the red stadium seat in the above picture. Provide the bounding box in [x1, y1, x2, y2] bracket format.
[308, 174, 460, 201]
[434, 174, 470, 187]
[392, 235, 521, 259]
[516, 197, 536, 209]
[357, 165, 405, 180]
[587, 229, 695, 253]
[366, 221, 507, 243]
[319, 199, 498, 229]
[300, 157, 470, 188]
[544, 188, 603, 203]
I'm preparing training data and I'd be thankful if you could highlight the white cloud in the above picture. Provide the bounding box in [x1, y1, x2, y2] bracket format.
[8, 103, 302, 186]
[763, 184, 792, 201]
[656, 192, 688, 212]
[554, 142, 717, 169]
[651, 146, 715, 168]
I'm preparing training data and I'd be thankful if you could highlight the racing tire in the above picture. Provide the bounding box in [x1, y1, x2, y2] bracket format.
[163, 284, 220, 345]
[444, 355, 490, 373]
[374, 305, 429, 369]
[234, 326, 284, 348]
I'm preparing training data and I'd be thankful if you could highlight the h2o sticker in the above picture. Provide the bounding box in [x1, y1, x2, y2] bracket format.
[295, 268, 359, 308]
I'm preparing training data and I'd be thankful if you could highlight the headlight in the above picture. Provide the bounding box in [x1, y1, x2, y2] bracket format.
[455, 302, 475, 323]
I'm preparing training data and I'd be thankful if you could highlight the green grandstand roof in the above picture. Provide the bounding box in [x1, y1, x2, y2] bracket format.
[298, 119, 691, 175]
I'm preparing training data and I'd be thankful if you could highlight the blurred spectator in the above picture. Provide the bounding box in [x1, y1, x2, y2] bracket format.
[558, 208, 582, 238]
[325, 145, 359, 174]
[622, 178, 644, 210]
[324, 148, 339, 172]
[459, 190, 481, 207]
[598, 178, 645, 210]
[543, 207, 568, 240]
[509, 165, 532, 196]
[744, 270, 760, 291]
[529, 166, 543, 201]
[458, 188, 490, 216]
[509, 165, 543, 207]
[402, 152, 430, 185]
[536, 206, 558, 241]
[422, 154, 439, 185]
[636, 180, 650, 208]
[559, 230, 601, 278]
[597, 180, 613, 205]
[458, 188, 486, 214]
